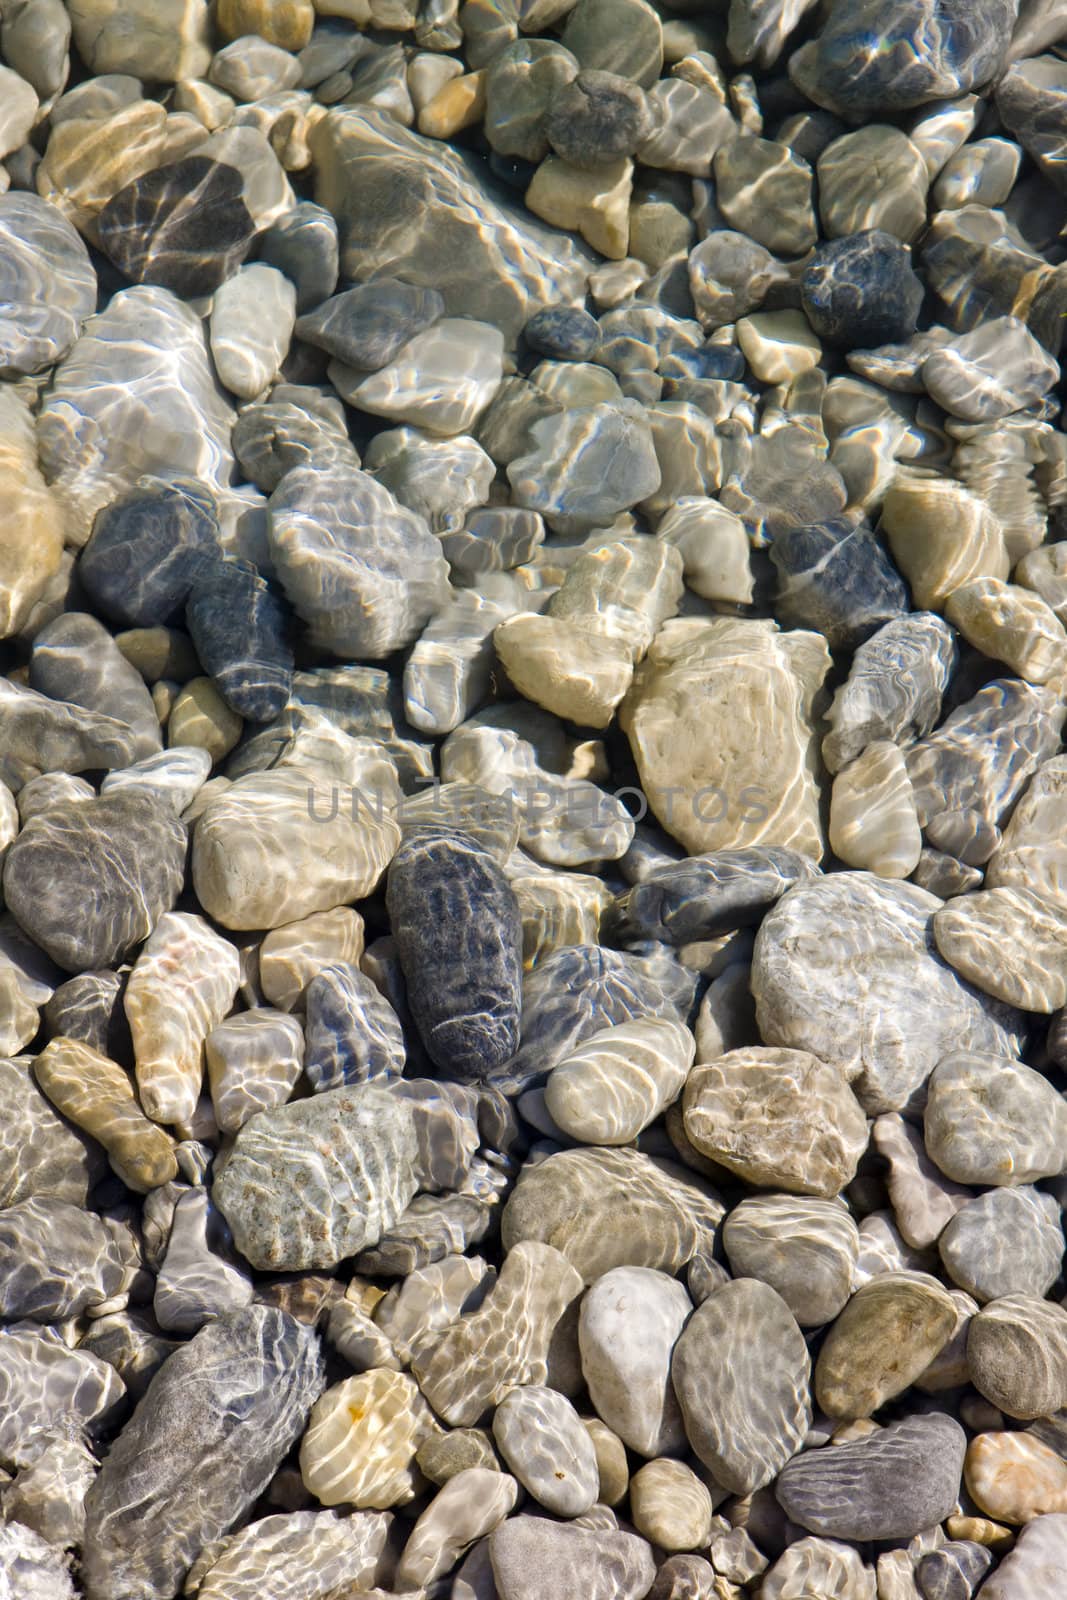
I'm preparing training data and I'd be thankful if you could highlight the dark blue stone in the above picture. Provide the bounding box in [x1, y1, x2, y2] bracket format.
[256, 203, 339, 314]
[523, 306, 600, 361]
[303, 962, 406, 1093]
[184, 558, 294, 723]
[613, 849, 821, 945]
[916, 1540, 994, 1600]
[386, 826, 522, 1084]
[79, 478, 221, 627]
[801, 231, 925, 349]
[770, 515, 910, 652]
[293, 279, 445, 371]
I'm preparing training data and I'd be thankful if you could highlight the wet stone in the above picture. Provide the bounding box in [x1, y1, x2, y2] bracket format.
[29, 611, 162, 762]
[493, 1385, 598, 1517]
[185, 558, 294, 723]
[0, 1321, 125, 1470]
[578, 1265, 691, 1458]
[34, 1035, 178, 1193]
[0, 1197, 128, 1322]
[205, 1006, 304, 1133]
[613, 847, 817, 944]
[303, 962, 405, 1091]
[967, 1295, 1067, 1419]
[630, 1458, 713, 1552]
[762, 1538, 876, 1600]
[965, 1431, 1067, 1525]
[294, 279, 445, 371]
[723, 1195, 859, 1327]
[0, 193, 96, 378]
[543, 1016, 693, 1145]
[996, 55, 1067, 194]
[770, 514, 909, 651]
[672, 1279, 812, 1495]
[80, 1307, 324, 1600]
[872, 1112, 969, 1248]
[830, 741, 923, 879]
[924, 1050, 1067, 1186]
[822, 613, 958, 773]
[232, 387, 359, 495]
[508, 400, 660, 532]
[195, 1509, 394, 1600]
[940, 1186, 1063, 1303]
[922, 315, 1060, 422]
[154, 1185, 254, 1334]
[386, 827, 522, 1082]
[209, 262, 296, 401]
[816, 1270, 959, 1418]
[934, 885, 1067, 1012]
[0, 1055, 105, 1209]
[4, 791, 187, 974]
[801, 230, 924, 350]
[79, 475, 221, 628]
[257, 201, 338, 314]
[96, 156, 255, 298]
[714, 136, 817, 257]
[817, 127, 929, 243]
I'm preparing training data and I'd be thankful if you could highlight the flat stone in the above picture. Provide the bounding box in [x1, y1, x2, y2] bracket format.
[816, 1271, 958, 1418]
[492, 1386, 598, 1516]
[232, 386, 358, 496]
[723, 1196, 858, 1328]
[65, 0, 211, 80]
[830, 741, 922, 878]
[714, 137, 817, 256]
[403, 587, 516, 736]
[484, 40, 579, 164]
[35, 98, 169, 238]
[941, 1186, 1064, 1303]
[0, 1322, 124, 1473]
[395, 1470, 518, 1589]
[195, 1510, 393, 1600]
[558, 0, 663, 88]
[736, 309, 822, 384]
[638, 76, 737, 177]
[923, 315, 1060, 422]
[817, 127, 928, 241]
[366, 426, 494, 537]
[79, 476, 221, 627]
[613, 847, 817, 944]
[204, 1008, 303, 1134]
[81, 1308, 323, 1600]
[154, 1186, 253, 1334]
[336, 318, 504, 437]
[935, 885, 1067, 1012]
[801, 229, 924, 349]
[872, 1112, 969, 1248]
[256, 201, 338, 313]
[0, 1197, 127, 1322]
[310, 106, 591, 346]
[752, 872, 1026, 1114]
[508, 400, 660, 531]
[672, 1279, 812, 1494]
[967, 1431, 1067, 1524]
[214, 1082, 419, 1271]
[578, 1265, 691, 1457]
[490, 1516, 655, 1600]
[543, 1017, 693, 1144]
[968, 1295, 1067, 1418]
[30, 611, 161, 760]
[209, 262, 295, 400]
[822, 612, 958, 773]
[917, 1540, 994, 1600]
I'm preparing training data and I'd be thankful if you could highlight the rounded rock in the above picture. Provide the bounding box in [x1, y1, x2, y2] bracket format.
[544, 1017, 694, 1145]
[492, 1385, 599, 1518]
[967, 1295, 1067, 1419]
[578, 1265, 691, 1458]
[801, 230, 924, 350]
[722, 1195, 859, 1328]
[629, 1458, 713, 1552]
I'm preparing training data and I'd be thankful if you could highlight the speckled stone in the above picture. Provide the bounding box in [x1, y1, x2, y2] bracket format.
[81, 1308, 324, 1600]
[770, 515, 909, 651]
[822, 612, 958, 773]
[3, 791, 186, 974]
[925, 1050, 1067, 1186]
[489, 1514, 656, 1600]
[723, 1195, 859, 1327]
[672, 1279, 811, 1495]
[34, 1035, 178, 1192]
[801, 230, 924, 349]
[752, 872, 1025, 1115]
[386, 827, 522, 1082]
[968, 1294, 1067, 1419]
[214, 1083, 419, 1271]
[578, 1265, 690, 1457]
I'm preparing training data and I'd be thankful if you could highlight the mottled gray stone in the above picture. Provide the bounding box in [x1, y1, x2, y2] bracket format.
[30, 612, 162, 761]
[0, 678, 144, 775]
[81, 1308, 325, 1600]
[508, 400, 661, 534]
[996, 55, 1067, 194]
[723, 1195, 859, 1327]
[714, 136, 817, 257]
[232, 387, 359, 495]
[613, 847, 819, 944]
[0, 192, 96, 378]
[0, 1198, 128, 1322]
[967, 1294, 1067, 1418]
[544, 69, 652, 169]
[978, 1510, 1067, 1598]
[492, 1386, 598, 1517]
[776, 1414, 967, 1541]
[752, 872, 1026, 1114]
[925, 1050, 1067, 1186]
[214, 1083, 420, 1271]
[3, 792, 186, 974]
[0, 1322, 125, 1469]
[923, 315, 1060, 422]
[940, 1186, 1063, 1303]
[489, 1514, 656, 1600]
[303, 962, 405, 1092]
[672, 1279, 812, 1495]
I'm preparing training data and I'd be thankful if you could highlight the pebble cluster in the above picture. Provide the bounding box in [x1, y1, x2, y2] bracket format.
[3, 0, 1067, 1598]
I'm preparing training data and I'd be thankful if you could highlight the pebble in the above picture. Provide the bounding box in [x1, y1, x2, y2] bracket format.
[209, 262, 296, 400]
[257, 907, 365, 1010]
[543, 1016, 693, 1144]
[0, 391, 65, 642]
[763, 1538, 876, 1600]
[823, 612, 957, 774]
[396, 1468, 518, 1589]
[978, 1510, 1067, 1598]
[965, 1431, 1067, 1523]
[872, 1113, 969, 1249]
[672, 1279, 811, 1494]
[736, 310, 823, 384]
[578, 1265, 691, 1457]
[492, 1384, 598, 1516]
[815, 1271, 959, 1418]
[723, 1195, 859, 1327]
[96, 155, 255, 297]
[0, 1197, 128, 1322]
[488, 1514, 656, 1600]
[33, 1035, 178, 1192]
[630, 1457, 714, 1551]
[967, 1294, 1067, 1418]
[0, 194, 96, 379]
[830, 741, 923, 878]
[923, 315, 1060, 422]
[154, 1185, 253, 1333]
[214, 1083, 419, 1270]
[940, 1186, 1063, 1303]
[195, 1510, 394, 1600]
[818, 127, 929, 241]
[770, 514, 909, 651]
[205, 1007, 305, 1132]
[801, 230, 924, 349]
[924, 1050, 1067, 1186]
[168, 675, 243, 758]
[934, 885, 1067, 1012]
[944, 577, 1067, 684]
[303, 963, 405, 1091]
[776, 1414, 967, 1542]
[299, 1367, 432, 1509]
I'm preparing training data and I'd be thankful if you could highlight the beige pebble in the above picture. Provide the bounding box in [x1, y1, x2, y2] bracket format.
[114, 628, 200, 685]
[257, 907, 366, 1010]
[945, 576, 1067, 684]
[736, 311, 821, 385]
[36, 100, 168, 237]
[33, 1035, 179, 1193]
[0, 391, 65, 642]
[299, 1369, 434, 1510]
[513, 870, 612, 968]
[582, 1418, 628, 1506]
[629, 1458, 714, 1551]
[944, 1512, 1014, 1552]
[882, 476, 1009, 611]
[418, 70, 486, 140]
[525, 155, 633, 260]
[965, 1430, 1067, 1524]
[494, 613, 634, 729]
[829, 741, 922, 878]
[216, 0, 315, 49]
[168, 676, 243, 761]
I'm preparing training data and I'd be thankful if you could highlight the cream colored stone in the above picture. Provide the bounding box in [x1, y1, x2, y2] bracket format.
[0, 390, 64, 639]
[545, 1017, 695, 1145]
[531, 360, 624, 408]
[217, 0, 315, 47]
[945, 576, 1067, 684]
[588, 256, 648, 307]
[494, 614, 634, 728]
[36, 100, 169, 236]
[407, 54, 464, 115]
[0, 66, 38, 161]
[162, 110, 214, 164]
[209, 262, 296, 400]
[0, 968, 38, 1056]
[418, 70, 486, 139]
[629, 1458, 714, 1551]
[126, 911, 242, 1126]
[344, 318, 504, 437]
[656, 497, 753, 603]
[512, 869, 611, 966]
[583, 1419, 629, 1506]
[525, 155, 633, 260]
[259, 907, 366, 1010]
[205, 1007, 304, 1133]
[944, 1512, 1014, 1551]
[736, 311, 821, 385]
[171, 79, 236, 131]
[395, 1468, 519, 1590]
[966, 1431, 1067, 1524]
[882, 476, 1010, 611]
[167, 677, 243, 762]
[33, 1035, 179, 1193]
[66, 0, 212, 80]
[830, 741, 922, 878]
[987, 755, 1067, 907]
[300, 1369, 434, 1509]
[935, 885, 1067, 1012]
[621, 617, 830, 857]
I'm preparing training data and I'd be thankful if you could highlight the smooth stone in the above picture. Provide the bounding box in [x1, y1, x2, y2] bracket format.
[687, 229, 781, 330]
[1, 1430, 97, 1551]
[310, 106, 591, 346]
[29, 611, 161, 761]
[232, 386, 358, 495]
[386, 827, 522, 1082]
[495, 613, 634, 729]
[995, 55, 1067, 193]
[403, 587, 516, 736]
[872, 1113, 969, 1249]
[0, 391, 65, 641]
[102, 747, 212, 814]
[543, 1017, 693, 1145]
[65, 0, 211, 80]
[366, 426, 494, 537]
[978, 1509, 1067, 1597]
[398, 784, 519, 865]
[0, 1054, 104, 1208]
[770, 514, 909, 651]
[209, 263, 295, 400]
[966, 1431, 1067, 1523]
[154, 1186, 253, 1333]
[947, 576, 1067, 681]
[3, 792, 185, 974]
[672, 1279, 811, 1494]
[507, 400, 660, 531]
[209, 35, 302, 100]
[638, 76, 737, 177]
[752, 873, 1025, 1115]
[79, 476, 220, 626]
[723, 1196, 858, 1327]
[96, 155, 255, 297]
[830, 741, 923, 878]
[267, 463, 448, 659]
[934, 138, 1023, 210]
[630, 1459, 713, 1552]
[684, 1046, 868, 1198]
[935, 886, 1067, 1011]
[968, 1295, 1067, 1418]
[788, 0, 1015, 118]
[81, 1308, 323, 1600]
[801, 229, 924, 349]
[299, 1368, 431, 1510]
[302, 963, 404, 1092]
[184, 558, 293, 723]
[923, 315, 1060, 422]
[816, 1270, 958, 1417]
[195, 1510, 394, 1600]
[655, 497, 753, 603]
[558, 0, 662, 88]
[777, 1414, 967, 1541]
[191, 125, 294, 229]
[168, 676, 242, 759]
[542, 70, 650, 170]
[502, 1144, 722, 1283]
[410, 1241, 583, 1426]
[492, 1386, 598, 1517]
[916, 1540, 994, 1600]
[0, 1196, 127, 1321]
[621, 617, 828, 859]
[38, 286, 235, 545]
[941, 1187, 1063, 1303]
[214, 1083, 418, 1271]
[614, 847, 817, 944]
[257, 907, 365, 1012]
[483, 40, 578, 164]
[376, 1254, 493, 1368]
[817, 127, 928, 241]
[443, 506, 545, 578]
[0, 1322, 125, 1471]
[822, 612, 958, 773]
[34, 1035, 178, 1192]
[714, 136, 817, 256]
[34, 95, 169, 236]
[257, 201, 338, 313]
[0, 193, 96, 378]
[736, 310, 822, 384]
[925, 1050, 1067, 1186]
[763, 1538, 875, 1600]
[490, 1515, 655, 1600]
[395, 1469, 518, 1589]
[987, 754, 1067, 905]
[578, 1265, 691, 1457]
[205, 1007, 304, 1133]
[337, 318, 503, 437]
[0, 678, 140, 775]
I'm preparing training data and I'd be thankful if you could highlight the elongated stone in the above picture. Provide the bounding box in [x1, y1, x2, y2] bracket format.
[0, 1322, 125, 1470]
[489, 1515, 655, 1600]
[934, 886, 1067, 1012]
[205, 1007, 304, 1133]
[0, 390, 65, 642]
[395, 1469, 518, 1590]
[410, 1240, 583, 1426]
[752, 873, 1025, 1115]
[578, 1265, 691, 1457]
[30, 611, 162, 760]
[386, 827, 522, 1082]
[4, 792, 186, 974]
[300, 1368, 433, 1509]
[184, 558, 294, 723]
[723, 1195, 859, 1327]
[613, 847, 819, 944]
[872, 1112, 969, 1248]
[81, 1308, 324, 1600]
[823, 612, 958, 773]
[924, 315, 1060, 422]
[967, 1295, 1067, 1419]
[987, 755, 1067, 903]
[776, 1414, 967, 1541]
[0, 1054, 105, 1209]
[0, 192, 96, 379]
[493, 1386, 598, 1517]
[543, 1018, 692, 1145]
[34, 1035, 178, 1192]
[829, 741, 922, 877]
[301, 963, 405, 1092]
[882, 477, 1009, 611]
[672, 1279, 811, 1495]
[0, 677, 143, 775]
[213, 1083, 419, 1271]
[154, 1186, 253, 1334]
